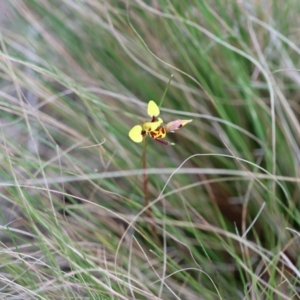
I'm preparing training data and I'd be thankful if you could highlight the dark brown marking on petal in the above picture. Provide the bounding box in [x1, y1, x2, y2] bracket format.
[178, 124, 183, 128]
[141, 130, 146, 136]
[161, 127, 166, 134]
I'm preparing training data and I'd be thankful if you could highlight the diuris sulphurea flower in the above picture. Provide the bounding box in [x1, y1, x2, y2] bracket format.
[129, 100, 192, 146]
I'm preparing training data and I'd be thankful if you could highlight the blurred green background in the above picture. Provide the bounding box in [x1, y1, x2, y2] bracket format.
[0, 0, 300, 299]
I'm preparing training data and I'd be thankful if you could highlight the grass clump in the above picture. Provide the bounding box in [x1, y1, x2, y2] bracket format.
[0, 0, 299, 299]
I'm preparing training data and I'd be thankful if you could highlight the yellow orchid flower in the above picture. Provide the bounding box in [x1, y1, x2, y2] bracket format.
[129, 100, 192, 145]
[129, 100, 163, 143]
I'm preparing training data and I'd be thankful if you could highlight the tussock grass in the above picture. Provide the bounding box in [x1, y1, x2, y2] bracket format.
[0, 0, 300, 299]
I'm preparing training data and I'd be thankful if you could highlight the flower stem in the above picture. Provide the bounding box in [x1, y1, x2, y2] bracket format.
[142, 138, 157, 235]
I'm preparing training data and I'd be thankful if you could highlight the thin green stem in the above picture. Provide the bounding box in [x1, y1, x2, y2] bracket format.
[159, 74, 174, 108]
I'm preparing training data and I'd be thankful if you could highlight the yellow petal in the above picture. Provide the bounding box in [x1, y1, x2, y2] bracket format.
[147, 100, 160, 117]
[166, 119, 193, 132]
[129, 125, 143, 143]
[142, 118, 163, 132]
